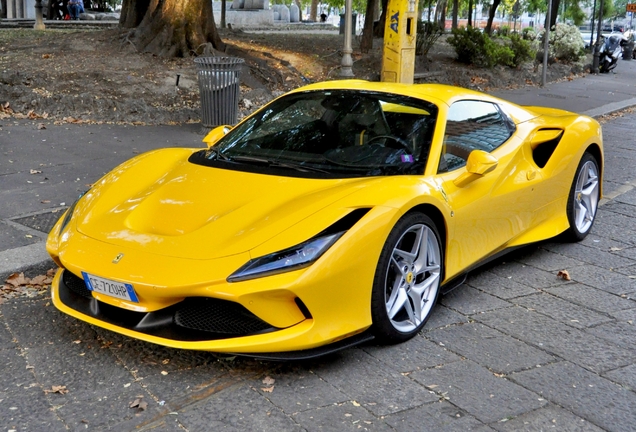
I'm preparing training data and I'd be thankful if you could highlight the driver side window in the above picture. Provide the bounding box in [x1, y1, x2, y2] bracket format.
[438, 100, 513, 173]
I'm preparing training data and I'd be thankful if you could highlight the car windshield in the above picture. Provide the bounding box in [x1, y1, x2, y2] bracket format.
[190, 90, 438, 178]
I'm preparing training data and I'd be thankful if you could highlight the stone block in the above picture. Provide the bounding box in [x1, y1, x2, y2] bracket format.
[492, 404, 604, 432]
[278, 4, 290, 22]
[411, 359, 546, 424]
[514, 292, 613, 329]
[428, 322, 556, 374]
[439, 285, 511, 315]
[476, 306, 634, 373]
[511, 361, 636, 431]
[290, 4, 299, 22]
[312, 349, 438, 416]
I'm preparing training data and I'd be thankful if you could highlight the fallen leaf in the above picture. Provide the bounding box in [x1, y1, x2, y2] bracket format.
[45, 385, 68, 394]
[557, 270, 571, 281]
[37, 123, 46, 130]
[261, 386, 274, 393]
[262, 376, 275, 386]
[5, 272, 29, 287]
[161, 371, 168, 376]
[30, 169, 42, 174]
[129, 397, 148, 411]
[609, 247, 622, 251]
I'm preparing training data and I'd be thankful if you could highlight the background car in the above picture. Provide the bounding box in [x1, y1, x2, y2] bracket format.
[46, 80, 603, 359]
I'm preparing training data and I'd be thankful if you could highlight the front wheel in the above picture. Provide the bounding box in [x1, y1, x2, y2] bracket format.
[563, 152, 600, 242]
[371, 213, 443, 343]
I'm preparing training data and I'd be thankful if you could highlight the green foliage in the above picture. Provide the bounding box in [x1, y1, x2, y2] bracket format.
[508, 34, 536, 67]
[416, 21, 444, 56]
[536, 23, 586, 64]
[563, 1, 586, 26]
[497, 25, 511, 36]
[522, 26, 536, 40]
[448, 26, 520, 68]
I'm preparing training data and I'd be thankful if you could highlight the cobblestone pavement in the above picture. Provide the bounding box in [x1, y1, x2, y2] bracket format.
[2, 82, 636, 430]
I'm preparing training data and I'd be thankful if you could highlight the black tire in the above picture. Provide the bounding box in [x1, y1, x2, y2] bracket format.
[562, 152, 600, 242]
[371, 212, 443, 343]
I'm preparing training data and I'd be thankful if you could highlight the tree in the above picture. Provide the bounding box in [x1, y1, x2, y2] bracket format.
[360, 0, 378, 52]
[452, 0, 459, 29]
[374, 0, 389, 37]
[546, 0, 560, 29]
[484, 0, 502, 34]
[120, 0, 224, 57]
[310, 0, 319, 21]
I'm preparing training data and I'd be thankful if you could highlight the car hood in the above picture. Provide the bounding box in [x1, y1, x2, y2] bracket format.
[75, 148, 379, 260]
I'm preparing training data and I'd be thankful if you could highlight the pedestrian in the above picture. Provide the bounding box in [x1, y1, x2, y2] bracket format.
[67, 0, 83, 20]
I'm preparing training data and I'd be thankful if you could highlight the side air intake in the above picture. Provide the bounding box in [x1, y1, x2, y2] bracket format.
[530, 128, 563, 168]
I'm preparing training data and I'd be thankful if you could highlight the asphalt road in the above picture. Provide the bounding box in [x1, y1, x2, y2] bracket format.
[2, 61, 636, 431]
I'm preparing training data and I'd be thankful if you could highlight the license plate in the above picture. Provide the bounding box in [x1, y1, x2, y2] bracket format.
[81, 272, 139, 303]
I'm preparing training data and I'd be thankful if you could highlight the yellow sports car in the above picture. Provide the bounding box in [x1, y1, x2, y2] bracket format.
[46, 80, 603, 359]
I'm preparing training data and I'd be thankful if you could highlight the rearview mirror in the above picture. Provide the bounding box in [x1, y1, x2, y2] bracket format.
[203, 125, 231, 148]
[453, 150, 498, 187]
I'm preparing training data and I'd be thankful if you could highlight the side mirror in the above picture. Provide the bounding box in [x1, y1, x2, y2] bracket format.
[453, 150, 498, 187]
[203, 125, 231, 148]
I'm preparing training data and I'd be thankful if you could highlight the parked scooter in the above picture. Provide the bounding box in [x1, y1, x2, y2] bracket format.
[598, 33, 628, 73]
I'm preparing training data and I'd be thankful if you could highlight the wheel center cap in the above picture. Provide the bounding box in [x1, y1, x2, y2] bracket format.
[406, 272, 414, 285]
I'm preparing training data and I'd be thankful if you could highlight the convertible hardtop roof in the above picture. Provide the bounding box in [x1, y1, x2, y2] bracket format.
[291, 80, 588, 124]
[291, 79, 505, 107]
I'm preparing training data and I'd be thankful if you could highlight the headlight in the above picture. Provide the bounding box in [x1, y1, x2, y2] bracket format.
[228, 232, 344, 282]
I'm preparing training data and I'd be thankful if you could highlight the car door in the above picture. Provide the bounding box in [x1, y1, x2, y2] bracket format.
[433, 100, 545, 277]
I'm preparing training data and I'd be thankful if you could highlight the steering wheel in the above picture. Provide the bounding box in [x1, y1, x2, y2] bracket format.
[366, 135, 412, 153]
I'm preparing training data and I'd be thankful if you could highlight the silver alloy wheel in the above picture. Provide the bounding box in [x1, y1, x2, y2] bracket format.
[573, 160, 599, 233]
[384, 223, 441, 333]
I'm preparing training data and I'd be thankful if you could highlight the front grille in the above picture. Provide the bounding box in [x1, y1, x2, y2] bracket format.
[174, 297, 273, 335]
[62, 270, 92, 298]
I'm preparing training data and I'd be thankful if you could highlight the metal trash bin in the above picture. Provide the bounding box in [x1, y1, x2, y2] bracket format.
[194, 56, 245, 128]
[339, 13, 357, 35]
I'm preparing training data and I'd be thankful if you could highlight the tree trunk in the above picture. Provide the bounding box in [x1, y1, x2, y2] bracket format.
[373, 0, 389, 37]
[129, 0, 225, 57]
[485, 0, 501, 35]
[310, 0, 318, 21]
[545, 0, 560, 29]
[120, 0, 151, 28]
[435, 0, 447, 30]
[452, 0, 458, 29]
[467, 0, 472, 27]
[360, 0, 377, 52]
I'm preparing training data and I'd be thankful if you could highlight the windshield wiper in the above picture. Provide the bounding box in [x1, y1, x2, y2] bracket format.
[209, 146, 230, 161]
[229, 155, 329, 173]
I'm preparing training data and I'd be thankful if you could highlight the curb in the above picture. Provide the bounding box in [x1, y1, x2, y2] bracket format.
[0, 243, 56, 282]
[583, 96, 636, 118]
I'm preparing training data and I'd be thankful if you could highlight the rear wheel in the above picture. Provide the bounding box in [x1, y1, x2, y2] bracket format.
[371, 213, 443, 343]
[563, 152, 600, 241]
